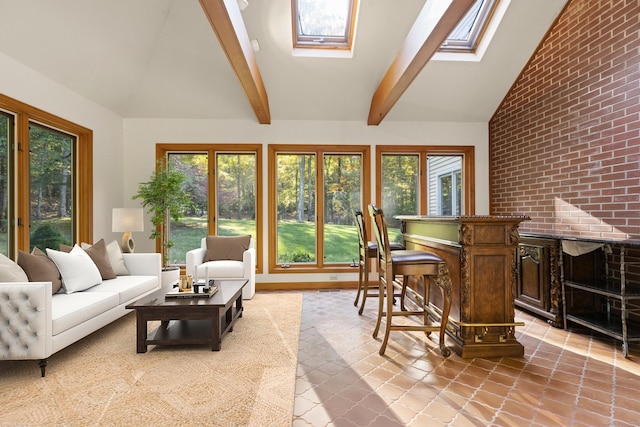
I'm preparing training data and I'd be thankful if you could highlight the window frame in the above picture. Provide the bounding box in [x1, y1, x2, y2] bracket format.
[291, 0, 359, 50]
[156, 143, 263, 273]
[376, 145, 475, 217]
[268, 144, 370, 273]
[440, 0, 499, 53]
[0, 94, 92, 258]
[437, 169, 461, 216]
[0, 109, 16, 257]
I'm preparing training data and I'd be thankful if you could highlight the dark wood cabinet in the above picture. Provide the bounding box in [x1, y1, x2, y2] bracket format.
[518, 235, 640, 357]
[516, 236, 563, 327]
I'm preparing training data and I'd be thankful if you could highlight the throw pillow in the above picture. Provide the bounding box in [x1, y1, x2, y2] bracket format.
[80, 239, 116, 280]
[205, 235, 251, 262]
[104, 240, 129, 276]
[0, 252, 29, 282]
[17, 247, 63, 294]
[46, 245, 102, 294]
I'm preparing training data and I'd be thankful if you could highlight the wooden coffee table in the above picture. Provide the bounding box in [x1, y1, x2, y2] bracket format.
[126, 279, 247, 353]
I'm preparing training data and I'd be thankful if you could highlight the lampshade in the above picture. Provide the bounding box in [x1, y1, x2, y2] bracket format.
[112, 208, 144, 253]
[112, 208, 144, 232]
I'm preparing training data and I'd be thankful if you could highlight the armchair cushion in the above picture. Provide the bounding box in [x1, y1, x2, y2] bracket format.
[196, 260, 244, 279]
[205, 235, 251, 261]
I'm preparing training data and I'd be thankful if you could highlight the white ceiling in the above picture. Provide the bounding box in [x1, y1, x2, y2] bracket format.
[0, 0, 567, 123]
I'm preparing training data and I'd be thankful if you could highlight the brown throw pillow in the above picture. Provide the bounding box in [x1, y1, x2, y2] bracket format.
[17, 247, 63, 294]
[83, 239, 116, 280]
[205, 235, 251, 262]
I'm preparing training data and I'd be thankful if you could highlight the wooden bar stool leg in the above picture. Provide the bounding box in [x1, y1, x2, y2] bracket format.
[378, 271, 395, 355]
[354, 258, 364, 307]
[358, 255, 370, 315]
[400, 275, 408, 311]
[422, 275, 431, 337]
[373, 269, 385, 338]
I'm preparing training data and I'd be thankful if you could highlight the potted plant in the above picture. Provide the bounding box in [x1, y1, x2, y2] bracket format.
[133, 161, 193, 269]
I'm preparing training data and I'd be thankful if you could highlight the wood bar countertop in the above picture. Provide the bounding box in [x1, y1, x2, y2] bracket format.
[397, 215, 530, 358]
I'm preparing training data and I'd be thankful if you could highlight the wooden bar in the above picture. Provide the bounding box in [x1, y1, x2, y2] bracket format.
[397, 215, 530, 358]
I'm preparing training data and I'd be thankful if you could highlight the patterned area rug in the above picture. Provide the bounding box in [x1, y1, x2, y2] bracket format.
[0, 292, 302, 426]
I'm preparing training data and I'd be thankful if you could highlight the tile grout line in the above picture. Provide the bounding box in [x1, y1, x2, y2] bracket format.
[610, 336, 620, 426]
[532, 320, 573, 426]
[487, 316, 550, 426]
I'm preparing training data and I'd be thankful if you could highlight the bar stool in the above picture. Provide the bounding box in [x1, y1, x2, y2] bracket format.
[368, 204, 452, 357]
[353, 208, 405, 315]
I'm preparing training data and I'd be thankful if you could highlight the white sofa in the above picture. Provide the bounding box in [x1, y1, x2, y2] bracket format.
[186, 237, 255, 299]
[0, 252, 161, 376]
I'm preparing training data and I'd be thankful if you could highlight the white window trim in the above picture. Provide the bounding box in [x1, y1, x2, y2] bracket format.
[436, 165, 461, 216]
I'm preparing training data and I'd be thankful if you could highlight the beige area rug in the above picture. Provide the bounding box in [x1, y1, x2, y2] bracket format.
[0, 292, 302, 427]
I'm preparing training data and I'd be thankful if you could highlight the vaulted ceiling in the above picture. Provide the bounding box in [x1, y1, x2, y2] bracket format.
[0, 0, 567, 124]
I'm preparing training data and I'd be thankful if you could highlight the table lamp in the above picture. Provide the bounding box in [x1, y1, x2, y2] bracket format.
[112, 208, 144, 253]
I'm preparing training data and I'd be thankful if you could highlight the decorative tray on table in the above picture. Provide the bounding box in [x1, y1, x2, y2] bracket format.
[165, 281, 218, 299]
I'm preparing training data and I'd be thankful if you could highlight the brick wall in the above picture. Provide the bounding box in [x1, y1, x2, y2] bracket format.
[489, 0, 640, 241]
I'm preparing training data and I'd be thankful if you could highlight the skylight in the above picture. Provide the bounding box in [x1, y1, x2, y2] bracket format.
[292, 0, 358, 50]
[440, 0, 498, 52]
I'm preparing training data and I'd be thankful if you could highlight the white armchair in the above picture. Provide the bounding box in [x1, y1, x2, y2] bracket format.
[186, 236, 256, 299]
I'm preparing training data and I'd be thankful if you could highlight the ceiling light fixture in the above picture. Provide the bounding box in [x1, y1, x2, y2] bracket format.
[251, 39, 260, 52]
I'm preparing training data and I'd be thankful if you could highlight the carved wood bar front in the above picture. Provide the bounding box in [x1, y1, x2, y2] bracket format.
[397, 215, 530, 358]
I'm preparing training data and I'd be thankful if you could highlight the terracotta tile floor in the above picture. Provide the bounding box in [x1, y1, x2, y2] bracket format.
[292, 289, 640, 427]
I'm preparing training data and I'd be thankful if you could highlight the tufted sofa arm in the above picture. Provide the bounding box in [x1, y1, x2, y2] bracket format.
[0, 282, 52, 360]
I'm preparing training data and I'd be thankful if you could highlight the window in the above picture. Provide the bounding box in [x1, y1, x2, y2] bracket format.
[377, 146, 474, 239]
[165, 152, 209, 265]
[380, 154, 419, 244]
[428, 155, 462, 215]
[440, 0, 498, 52]
[323, 153, 363, 263]
[292, 0, 358, 50]
[0, 94, 92, 258]
[158, 144, 261, 270]
[275, 152, 317, 264]
[29, 123, 75, 251]
[269, 145, 369, 272]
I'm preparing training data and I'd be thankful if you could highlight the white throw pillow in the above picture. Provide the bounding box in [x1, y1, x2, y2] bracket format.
[0, 252, 29, 282]
[104, 240, 130, 276]
[46, 245, 102, 294]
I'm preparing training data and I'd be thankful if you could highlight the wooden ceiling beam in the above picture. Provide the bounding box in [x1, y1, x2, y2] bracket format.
[367, 0, 475, 125]
[199, 0, 271, 124]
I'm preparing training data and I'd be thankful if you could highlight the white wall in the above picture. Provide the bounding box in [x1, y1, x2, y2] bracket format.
[0, 51, 490, 283]
[124, 118, 490, 283]
[0, 52, 126, 242]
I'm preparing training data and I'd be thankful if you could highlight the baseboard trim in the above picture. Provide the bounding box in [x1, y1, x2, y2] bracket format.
[256, 281, 360, 291]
